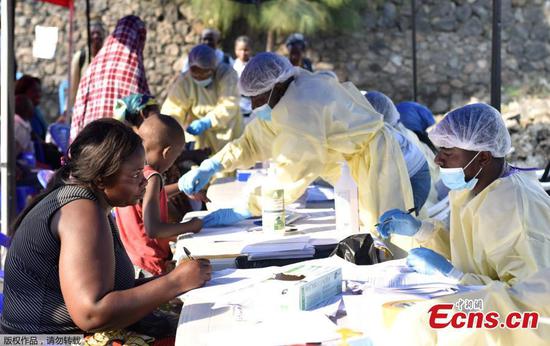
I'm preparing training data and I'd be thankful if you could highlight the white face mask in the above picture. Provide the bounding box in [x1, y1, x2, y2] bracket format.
[439, 151, 483, 191]
[193, 76, 213, 88]
[252, 88, 274, 121]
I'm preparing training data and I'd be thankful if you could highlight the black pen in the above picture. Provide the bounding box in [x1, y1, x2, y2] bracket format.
[183, 246, 195, 260]
[374, 207, 416, 227]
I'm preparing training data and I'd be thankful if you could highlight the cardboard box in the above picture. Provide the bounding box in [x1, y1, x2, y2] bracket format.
[262, 263, 342, 311]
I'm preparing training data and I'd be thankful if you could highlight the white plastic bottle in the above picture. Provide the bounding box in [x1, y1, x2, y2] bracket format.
[334, 161, 359, 234]
[262, 164, 285, 233]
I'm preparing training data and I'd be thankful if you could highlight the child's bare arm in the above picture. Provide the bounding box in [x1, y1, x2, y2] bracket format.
[143, 175, 203, 238]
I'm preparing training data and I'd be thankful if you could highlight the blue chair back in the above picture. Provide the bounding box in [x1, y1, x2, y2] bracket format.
[49, 123, 71, 154]
[37, 169, 55, 189]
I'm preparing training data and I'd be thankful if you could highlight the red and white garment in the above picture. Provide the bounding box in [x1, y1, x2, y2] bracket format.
[70, 15, 149, 141]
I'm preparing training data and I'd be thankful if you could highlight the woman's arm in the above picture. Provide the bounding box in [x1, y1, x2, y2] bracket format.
[54, 198, 211, 332]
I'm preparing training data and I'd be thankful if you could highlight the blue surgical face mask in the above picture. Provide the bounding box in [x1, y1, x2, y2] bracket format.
[252, 88, 274, 121]
[193, 76, 212, 88]
[439, 152, 483, 191]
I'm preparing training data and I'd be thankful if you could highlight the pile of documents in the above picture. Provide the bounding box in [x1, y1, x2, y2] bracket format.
[244, 235, 315, 260]
[339, 258, 481, 299]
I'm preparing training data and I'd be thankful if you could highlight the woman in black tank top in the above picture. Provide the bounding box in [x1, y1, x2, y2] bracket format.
[1, 119, 211, 339]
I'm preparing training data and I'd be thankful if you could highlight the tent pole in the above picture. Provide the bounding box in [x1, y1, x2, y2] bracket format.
[1, 0, 16, 249]
[490, 0, 501, 111]
[86, 0, 91, 63]
[67, 0, 75, 118]
[411, 0, 418, 102]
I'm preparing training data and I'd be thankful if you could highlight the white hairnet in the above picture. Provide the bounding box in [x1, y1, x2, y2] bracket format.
[365, 91, 400, 126]
[188, 44, 217, 70]
[239, 52, 297, 97]
[429, 103, 511, 158]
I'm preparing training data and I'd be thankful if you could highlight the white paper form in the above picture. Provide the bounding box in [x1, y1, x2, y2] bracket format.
[33, 26, 58, 59]
[179, 267, 277, 303]
[177, 266, 342, 346]
[204, 311, 341, 346]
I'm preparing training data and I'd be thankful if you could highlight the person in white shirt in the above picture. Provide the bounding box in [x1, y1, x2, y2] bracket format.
[232, 36, 253, 118]
[232, 36, 252, 77]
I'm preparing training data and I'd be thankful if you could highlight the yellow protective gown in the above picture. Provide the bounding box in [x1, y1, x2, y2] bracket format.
[417, 170, 550, 286]
[385, 268, 550, 346]
[212, 70, 416, 256]
[395, 122, 440, 212]
[161, 62, 243, 153]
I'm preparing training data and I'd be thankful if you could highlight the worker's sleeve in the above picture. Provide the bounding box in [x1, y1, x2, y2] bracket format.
[161, 76, 192, 127]
[246, 128, 327, 216]
[212, 119, 274, 173]
[414, 219, 451, 260]
[205, 69, 240, 128]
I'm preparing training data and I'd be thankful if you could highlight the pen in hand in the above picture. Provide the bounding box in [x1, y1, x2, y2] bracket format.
[374, 207, 416, 227]
[183, 246, 195, 260]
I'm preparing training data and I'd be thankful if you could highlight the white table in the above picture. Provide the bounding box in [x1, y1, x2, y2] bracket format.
[175, 257, 468, 346]
[175, 208, 346, 270]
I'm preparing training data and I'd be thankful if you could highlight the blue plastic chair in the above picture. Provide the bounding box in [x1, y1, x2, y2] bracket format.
[48, 123, 71, 154]
[16, 186, 37, 214]
[37, 169, 55, 189]
[33, 140, 46, 164]
[0, 232, 11, 314]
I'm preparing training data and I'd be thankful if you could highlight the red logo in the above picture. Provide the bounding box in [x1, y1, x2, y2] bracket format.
[428, 302, 539, 329]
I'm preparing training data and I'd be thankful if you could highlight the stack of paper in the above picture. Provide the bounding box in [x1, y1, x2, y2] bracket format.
[245, 238, 315, 260]
[175, 226, 318, 261]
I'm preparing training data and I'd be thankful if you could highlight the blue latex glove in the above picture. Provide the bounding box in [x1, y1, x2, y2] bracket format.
[377, 208, 421, 239]
[406, 247, 455, 276]
[186, 117, 212, 135]
[178, 158, 221, 194]
[202, 208, 252, 228]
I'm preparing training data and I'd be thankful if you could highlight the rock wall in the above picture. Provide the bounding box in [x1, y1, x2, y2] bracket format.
[12, 0, 550, 121]
[307, 0, 550, 113]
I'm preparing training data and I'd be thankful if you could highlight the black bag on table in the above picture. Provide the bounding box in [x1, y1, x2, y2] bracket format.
[330, 233, 393, 265]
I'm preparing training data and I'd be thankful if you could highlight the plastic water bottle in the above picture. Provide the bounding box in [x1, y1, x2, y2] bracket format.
[334, 161, 359, 234]
[262, 163, 285, 233]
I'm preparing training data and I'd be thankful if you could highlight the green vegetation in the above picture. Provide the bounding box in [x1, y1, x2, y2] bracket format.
[185, 0, 367, 50]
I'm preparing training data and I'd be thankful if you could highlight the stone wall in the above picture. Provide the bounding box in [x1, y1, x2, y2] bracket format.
[12, 0, 550, 121]
[306, 0, 550, 113]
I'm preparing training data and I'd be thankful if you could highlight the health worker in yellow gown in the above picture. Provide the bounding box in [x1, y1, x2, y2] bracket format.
[178, 52, 417, 257]
[377, 103, 550, 286]
[161, 44, 243, 154]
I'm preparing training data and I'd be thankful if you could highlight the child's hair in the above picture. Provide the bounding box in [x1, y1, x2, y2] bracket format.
[12, 119, 143, 231]
[139, 114, 184, 149]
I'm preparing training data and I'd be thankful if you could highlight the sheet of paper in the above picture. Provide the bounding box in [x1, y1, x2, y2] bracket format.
[179, 267, 277, 303]
[33, 26, 58, 59]
[204, 311, 341, 346]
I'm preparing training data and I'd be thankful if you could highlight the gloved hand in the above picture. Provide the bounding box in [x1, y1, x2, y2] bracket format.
[178, 159, 221, 194]
[377, 209, 421, 239]
[202, 207, 252, 228]
[186, 117, 212, 135]
[406, 247, 463, 279]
